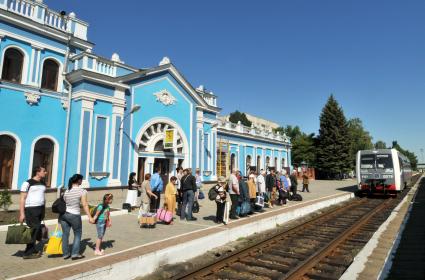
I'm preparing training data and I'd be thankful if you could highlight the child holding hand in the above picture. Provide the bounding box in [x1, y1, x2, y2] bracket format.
[93, 193, 113, 256]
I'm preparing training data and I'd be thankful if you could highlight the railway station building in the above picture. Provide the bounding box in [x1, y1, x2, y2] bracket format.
[0, 0, 291, 189]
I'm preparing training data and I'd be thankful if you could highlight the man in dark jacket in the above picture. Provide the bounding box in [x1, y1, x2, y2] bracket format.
[289, 170, 298, 195]
[265, 169, 276, 208]
[180, 168, 197, 221]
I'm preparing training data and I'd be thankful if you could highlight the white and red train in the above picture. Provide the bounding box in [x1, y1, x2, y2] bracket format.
[356, 149, 412, 195]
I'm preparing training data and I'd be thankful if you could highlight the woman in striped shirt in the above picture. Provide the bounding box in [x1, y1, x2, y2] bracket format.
[60, 174, 94, 260]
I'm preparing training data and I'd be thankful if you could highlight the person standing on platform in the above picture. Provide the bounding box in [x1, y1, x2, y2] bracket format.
[140, 174, 157, 215]
[175, 167, 184, 213]
[19, 166, 47, 259]
[195, 168, 202, 201]
[302, 173, 310, 192]
[126, 172, 139, 209]
[150, 168, 163, 212]
[164, 176, 178, 217]
[247, 174, 257, 204]
[265, 169, 276, 208]
[214, 176, 228, 224]
[228, 169, 240, 219]
[180, 168, 197, 221]
[257, 170, 266, 197]
[289, 170, 298, 195]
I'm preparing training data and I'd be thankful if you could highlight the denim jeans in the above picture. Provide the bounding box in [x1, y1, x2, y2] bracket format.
[180, 190, 194, 220]
[60, 212, 82, 257]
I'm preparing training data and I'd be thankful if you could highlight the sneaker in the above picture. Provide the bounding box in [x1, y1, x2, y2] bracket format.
[187, 217, 197, 221]
[71, 254, 85, 260]
[63, 254, 71, 260]
[23, 252, 42, 259]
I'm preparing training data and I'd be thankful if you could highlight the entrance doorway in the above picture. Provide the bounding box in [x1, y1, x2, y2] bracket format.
[154, 158, 170, 186]
[137, 157, 146, 184]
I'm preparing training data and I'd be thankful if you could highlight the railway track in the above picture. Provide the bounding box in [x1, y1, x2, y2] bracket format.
[171, 190, 410, 280]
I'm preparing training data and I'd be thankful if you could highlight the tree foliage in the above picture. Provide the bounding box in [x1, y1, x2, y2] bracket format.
[228, 110, 252, 127]
[374, 140, 387, 149]
[274, 125, 316, 167]
[347, 118, 373, 168]
[392, 141, 418, 170]
[316, 95, 351, 178]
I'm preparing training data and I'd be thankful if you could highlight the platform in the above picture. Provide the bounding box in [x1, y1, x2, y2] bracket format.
[0, 179, 357, 280]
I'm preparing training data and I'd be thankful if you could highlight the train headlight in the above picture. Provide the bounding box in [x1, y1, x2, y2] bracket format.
[361, 175, 369, 179]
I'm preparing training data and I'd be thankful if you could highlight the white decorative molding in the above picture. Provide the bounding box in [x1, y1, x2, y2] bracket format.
[24, 92, 40, 105]
[154, 89, 177, 106]
[159, 56, 171, 66]
[61, 99, 69, 109]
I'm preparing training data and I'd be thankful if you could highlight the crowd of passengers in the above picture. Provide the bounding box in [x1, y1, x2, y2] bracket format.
[16, 166, 309, 260]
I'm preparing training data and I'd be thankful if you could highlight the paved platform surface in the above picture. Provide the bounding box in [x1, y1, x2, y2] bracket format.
[0, 179, 356, 280]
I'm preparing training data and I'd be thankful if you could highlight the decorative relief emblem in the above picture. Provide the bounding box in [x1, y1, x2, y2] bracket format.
[24, 92, 40, 105]
[154, 90, 176, 106]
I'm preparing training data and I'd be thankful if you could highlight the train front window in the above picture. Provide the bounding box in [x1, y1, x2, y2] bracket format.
[376, 154, 393, 169]
[360, 156, 374, 168]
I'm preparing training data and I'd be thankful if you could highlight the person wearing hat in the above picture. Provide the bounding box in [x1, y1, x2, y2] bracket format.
[214, 176, 228, 224]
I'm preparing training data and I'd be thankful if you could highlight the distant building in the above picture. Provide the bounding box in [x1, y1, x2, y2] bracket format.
[219, 113, 280, 132]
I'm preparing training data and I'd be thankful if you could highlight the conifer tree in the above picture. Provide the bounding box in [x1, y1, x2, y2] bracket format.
[316, 95, 351, 178]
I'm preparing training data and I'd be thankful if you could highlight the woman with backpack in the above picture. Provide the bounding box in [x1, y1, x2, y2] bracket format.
[60, 174, 94, 260]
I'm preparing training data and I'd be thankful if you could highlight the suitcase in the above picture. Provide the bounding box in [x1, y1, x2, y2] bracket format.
[122, 203, 131, 212]
[157, 208, 173, 223]
[139, 213, 157, 228]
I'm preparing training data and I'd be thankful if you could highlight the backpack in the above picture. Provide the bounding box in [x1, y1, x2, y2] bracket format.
[208, 186, 218, 200]
[89, 204, 106, 223]
[291, 194, 303, 201]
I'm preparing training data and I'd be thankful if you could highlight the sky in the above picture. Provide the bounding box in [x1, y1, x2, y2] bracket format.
[45, 0, 425, 161]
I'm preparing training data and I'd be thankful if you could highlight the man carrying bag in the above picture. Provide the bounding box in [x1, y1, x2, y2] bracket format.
[18, 166, 47, 259]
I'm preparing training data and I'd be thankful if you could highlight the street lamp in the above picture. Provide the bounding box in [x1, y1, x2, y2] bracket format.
[119, 104, 141, 131]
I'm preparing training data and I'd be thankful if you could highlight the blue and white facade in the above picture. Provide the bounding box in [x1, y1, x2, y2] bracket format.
[0, 0, 291, 189]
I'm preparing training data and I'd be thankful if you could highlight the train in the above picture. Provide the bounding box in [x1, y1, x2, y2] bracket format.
[356, 149, 412, 195]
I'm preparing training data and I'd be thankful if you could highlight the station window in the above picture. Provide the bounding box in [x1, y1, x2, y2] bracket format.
[1, 48, 24, 83]
[0, 135, 16, 189]
[41, 59, 59, 91]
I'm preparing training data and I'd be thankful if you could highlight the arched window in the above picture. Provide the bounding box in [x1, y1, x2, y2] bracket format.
[246, 155, 252, 174]
[266, 156, 270, 170]
[274, 157, 278, 169]
[41, 59, 59, 91]
[230, 153, 236, 173]
[0, 135, 16, 189]
[256, 155, 261, 173]
[32, 138, 54, 187]
[281, 158, 286, 169]
[154, 140, 164, 152]
[1, 48, 24, 83]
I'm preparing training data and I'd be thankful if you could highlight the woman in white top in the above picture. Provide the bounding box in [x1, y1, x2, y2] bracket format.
[60, 174, 94, 260]
[126, 172, 139, 208]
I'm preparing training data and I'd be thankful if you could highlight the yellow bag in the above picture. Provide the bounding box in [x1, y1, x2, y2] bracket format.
[44, 224, 63, 255]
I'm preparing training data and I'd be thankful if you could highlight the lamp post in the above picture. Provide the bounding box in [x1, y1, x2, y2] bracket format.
[119, 104, 141, 130]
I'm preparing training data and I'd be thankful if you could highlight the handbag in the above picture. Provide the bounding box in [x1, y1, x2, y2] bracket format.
[5, 224, 33, 244]
[192, 201, 200, 213]
[44, 224, 63, 255]
[52, 193, 66, 215]
[198, 191, 205, 200]
[255, 195, 265, 207]
[156, 208, 173, 223]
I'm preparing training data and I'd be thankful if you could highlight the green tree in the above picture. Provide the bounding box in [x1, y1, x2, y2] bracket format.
[316, 95, 351, 178]
[391, 141, 418, 170]
[347, 118, 373, 168]
[228, 111, 252, 127]
[274, 125, 316, 167]
[292, 133, 316, 167]
[374, 140, 387, 149]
